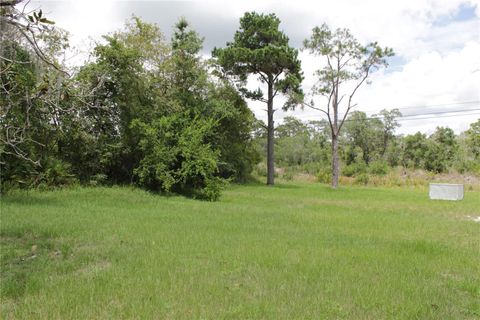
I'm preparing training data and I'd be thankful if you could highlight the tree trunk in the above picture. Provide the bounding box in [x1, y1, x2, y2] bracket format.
[331, 133, 339, 188]
[331, 90, 339, 188]
[266, 80, 275, 185]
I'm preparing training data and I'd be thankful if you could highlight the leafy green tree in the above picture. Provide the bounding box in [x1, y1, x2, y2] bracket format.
[401, 132, 428, 169]
[124, 18, 258, 199]
[465, 119, 480, 159]
[276, 116, 308, 139]
[424, 127, 458, 173]
[376, 108, 402, 156]
[343, 111, 383, 165]
[274, 117, 330, 174]
[212, 12, 304, 185]
[206, 83, 260, 181]
[75, 17, 170, 183]
[303, 23, 393, 188]
[275, 117, 309, 166]
[168, 18, 259, 182]
[0, 5, 79, 190]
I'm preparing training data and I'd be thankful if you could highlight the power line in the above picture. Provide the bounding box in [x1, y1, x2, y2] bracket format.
[397, 107, 480, 118]
[396, 111, 480, 122]
[294, 100, 480, 121]
[361, 100, 480, 113]
[298, 106, 480, 121]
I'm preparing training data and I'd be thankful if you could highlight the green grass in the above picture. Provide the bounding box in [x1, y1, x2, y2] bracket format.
[1, 183, 479, 319]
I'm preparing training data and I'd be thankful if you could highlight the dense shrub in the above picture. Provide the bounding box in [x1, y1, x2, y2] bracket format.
[132, 117, 226, 201]
[355, 173, 369, 185]
[368, 160, 389, 175]
[342, 162, 367, 177]
[316, 167, 332, 184]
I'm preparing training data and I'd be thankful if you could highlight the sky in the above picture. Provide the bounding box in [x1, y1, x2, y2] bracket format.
[25, 0, 480, 135]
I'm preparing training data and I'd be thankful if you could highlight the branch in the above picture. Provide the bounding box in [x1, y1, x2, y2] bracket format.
[337, 103, 357, 133]
[272, 87, 279, 99]
[302, 101, 328, 116]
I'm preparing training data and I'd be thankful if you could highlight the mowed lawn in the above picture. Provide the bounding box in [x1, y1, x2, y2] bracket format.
[1, 183, 479, 319]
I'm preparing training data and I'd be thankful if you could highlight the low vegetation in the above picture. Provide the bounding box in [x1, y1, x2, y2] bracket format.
[253, 116, 480, 187]
[1, 184, 479, 319]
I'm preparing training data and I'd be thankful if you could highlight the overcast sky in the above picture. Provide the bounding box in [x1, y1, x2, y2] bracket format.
[26, 0, 480, 135]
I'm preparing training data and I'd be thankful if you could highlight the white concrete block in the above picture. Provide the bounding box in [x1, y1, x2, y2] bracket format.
[429, 183, 464, 201]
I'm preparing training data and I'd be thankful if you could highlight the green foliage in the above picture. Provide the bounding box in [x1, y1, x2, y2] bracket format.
[355, 173, 370, 185]
[316, 167, 332, 184]
[212, 12, 304, 109]
[205, 83, 261, 182]
[423, 127, 458, 173]
[401, 132, 428, 169]
[368, 160, 389, 175]
[132, 116, 225, 201]
[0, 32, 81, 192]
[2, 16, 259, 199]
[343, 111, 384, 165]
[275, 117, 330, 168]
[342, 162, 367, 177]
[2, 4, 478, 200]
[303, 23, 394, 187]
[465, 119, 480, 159]
[213, 12, 304, 185]
[376, 108, 402, 155]
[36, 159, 77, 189]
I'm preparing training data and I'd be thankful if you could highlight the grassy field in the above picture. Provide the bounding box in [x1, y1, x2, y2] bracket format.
[1, 183, 479, 319]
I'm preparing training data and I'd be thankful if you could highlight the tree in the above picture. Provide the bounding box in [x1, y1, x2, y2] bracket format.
[465, 119, 480, 159]
[212, 12, 303, 185]
[276, 116, 308, 139]
[275, 117, 330, 169]
[375, 108, 401, 156]
[343, 111, 383, 165]
[122, 18, 258, 199]
[0, 1, 87, 190]
[424, 126, 458, 173]
[1, 0, 67, 169]
[303, 23, 393, 188]
[1, 0, 58, 71]
[401, 132, 428, 169]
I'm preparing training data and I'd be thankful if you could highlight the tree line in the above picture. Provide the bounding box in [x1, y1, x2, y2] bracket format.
[1, 3, 478, 199]
[255, 114, 480, 181]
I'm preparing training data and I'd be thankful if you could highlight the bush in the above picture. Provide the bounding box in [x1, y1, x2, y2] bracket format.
[193, 177, 226, 201]
[342, 162, 367, 177]
[355, 173, 369, 185]
[316, 167, 332, 184]
[283, 169, 294, 181]
[132, 116, 226, 201]
[252, 162, 267, 177]
[368, 160, 389, 175]
[89, 174, 108, 186]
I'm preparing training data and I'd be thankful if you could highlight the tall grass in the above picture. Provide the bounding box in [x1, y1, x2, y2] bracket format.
[1, 184, 479, 319]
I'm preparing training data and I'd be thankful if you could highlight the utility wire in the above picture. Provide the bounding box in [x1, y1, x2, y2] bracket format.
[393, 107, 480, 118]
[361, 100, 480, 113]
[301, 100, 480, 117]
[295, 107, 480, 123]
[395, 111, 480, 122]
